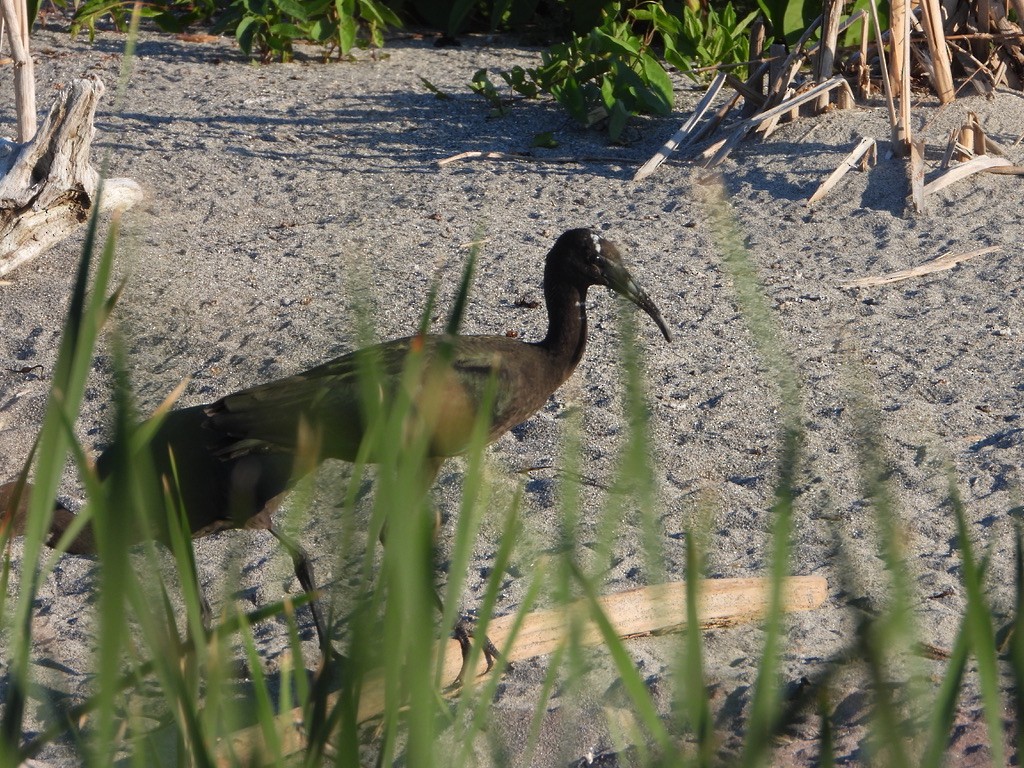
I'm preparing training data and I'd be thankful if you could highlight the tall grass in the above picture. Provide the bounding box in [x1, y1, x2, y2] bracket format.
[0, 182, 1020, 766]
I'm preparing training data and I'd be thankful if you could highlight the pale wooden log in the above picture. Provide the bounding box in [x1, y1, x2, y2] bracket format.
[766, 42, 788, 103]
[0, 77, 142, 277]
[843, 246, 1001, 287]
[920, 0, 955, 102]
[0, 0, 34, 141]
[910, 138, 925, 213]
[807, 136, 877, 205]
[632, 71, 726, 182]
[974, 0, 991, 61]
[212, 576, 828, 766]
[923, 154, 1012, 195]
[814, 0, 844, 113]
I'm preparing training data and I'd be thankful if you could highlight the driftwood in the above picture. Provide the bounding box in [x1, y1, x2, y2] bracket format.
[0, 77, 142, 277]
[212, 575, 828, 765]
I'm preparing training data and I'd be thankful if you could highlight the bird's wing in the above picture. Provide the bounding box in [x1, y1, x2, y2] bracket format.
[206, 338, 415, 459]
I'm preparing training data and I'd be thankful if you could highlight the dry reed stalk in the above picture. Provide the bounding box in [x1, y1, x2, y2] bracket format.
[920, 0, 956, 102]
[814, 0, 844, 113]
[843, 246, 1001, 287]
[910, 138, 925, 213]
[924, 154, 1013, 194]
[807, 136, 877, 205]
[633, 72, 727, 181]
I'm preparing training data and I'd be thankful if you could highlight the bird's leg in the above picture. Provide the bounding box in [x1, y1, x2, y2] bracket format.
[269, 525, 332, 659]
[417, 458, 502, 682]
[451, 616, 501, 683]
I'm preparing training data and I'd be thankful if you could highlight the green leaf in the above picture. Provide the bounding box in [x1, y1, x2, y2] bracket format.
[336, 0, 356, 52]
[273, 0, 309, 21]
[608, 99, 628, 140]
[236, 15, 260, 55]
[269, 21, 306, 39]
[531, 131, 558, 148]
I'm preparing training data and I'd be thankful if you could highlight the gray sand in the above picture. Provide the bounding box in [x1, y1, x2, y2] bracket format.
[1, 23, 1022, 766]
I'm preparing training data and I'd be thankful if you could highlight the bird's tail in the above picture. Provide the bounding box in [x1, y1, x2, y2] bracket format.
[0, 480, 96, 554]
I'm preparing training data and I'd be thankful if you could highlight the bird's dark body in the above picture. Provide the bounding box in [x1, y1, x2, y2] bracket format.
[1, 228, 672, 654]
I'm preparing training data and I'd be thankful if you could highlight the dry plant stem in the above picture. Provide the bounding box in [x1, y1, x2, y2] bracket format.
[0, 78, 142, 276]
[633, 72, 726, 181]
[0, 0, 34, 141]
[923, 154, 1013, 194]
[843, 246, 1001, 287]
[807, 136, 877, 205]
[814, 0, 844, 112]
[910, 138, 925, 213]
[743, 16, 766, 118]
[437, 151, 634, 168]
[705, 76, 851, 168]
[869, 0, 898, 133]
[889, 0, 912, 153]
[941, 128, 959, 168]
[920, 0, 955, 102]
[212, 576, 828, 765]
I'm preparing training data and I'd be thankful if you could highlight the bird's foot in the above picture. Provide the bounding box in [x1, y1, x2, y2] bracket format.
[451, 615, 502, 687]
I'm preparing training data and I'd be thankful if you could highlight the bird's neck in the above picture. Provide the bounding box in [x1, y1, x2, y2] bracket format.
[538, 273, 589, 376]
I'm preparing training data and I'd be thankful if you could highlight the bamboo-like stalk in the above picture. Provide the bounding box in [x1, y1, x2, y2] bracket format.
[920, 0, 955, 103]
[889, 0, 911, 154]
[815, 0, 844, 113]
[0, 0, 35, 142]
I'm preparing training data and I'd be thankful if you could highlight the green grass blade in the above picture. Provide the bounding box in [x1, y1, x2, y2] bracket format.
[947, 475, 1004, 767]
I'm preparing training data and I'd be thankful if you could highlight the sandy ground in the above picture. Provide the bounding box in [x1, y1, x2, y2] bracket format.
[0, 20, 1022, 766]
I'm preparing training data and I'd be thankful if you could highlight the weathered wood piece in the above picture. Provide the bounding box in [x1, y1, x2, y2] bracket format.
[212, 576, 829, 765]
[742, 16, 767, 118]
[843, 246, 1001, 287]
[807, 136, 877, 204]
[0, 77, 142, 277]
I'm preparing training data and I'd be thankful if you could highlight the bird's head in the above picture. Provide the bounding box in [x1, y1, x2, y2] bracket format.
[549, 228, 672, 342]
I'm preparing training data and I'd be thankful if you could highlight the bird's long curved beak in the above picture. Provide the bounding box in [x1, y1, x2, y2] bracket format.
[605, 261, 672, 342]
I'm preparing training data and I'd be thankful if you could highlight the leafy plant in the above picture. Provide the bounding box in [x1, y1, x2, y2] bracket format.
[210, 0, 400, 61]
[70, 0, 218, 38]
[635, 1, 763, 81]
[756, 0, 815, 46]
[473, 4, 674, 141]
[69, 0, 400, 61]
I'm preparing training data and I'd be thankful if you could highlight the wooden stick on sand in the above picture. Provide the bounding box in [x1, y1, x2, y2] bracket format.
[213, 575, 828, 765]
